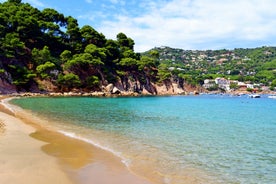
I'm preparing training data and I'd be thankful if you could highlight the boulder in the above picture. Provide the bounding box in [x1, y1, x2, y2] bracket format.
[105, 84, 114, 93]
[112, 87, 121, 94]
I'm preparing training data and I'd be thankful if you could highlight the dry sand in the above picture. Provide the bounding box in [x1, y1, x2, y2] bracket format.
[0, 111, 74, 184]
[0, 98, 153, 184]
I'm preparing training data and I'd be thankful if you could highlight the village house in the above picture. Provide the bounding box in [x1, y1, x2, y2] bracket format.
[203, 78, 231, 91]
[215, 78, 230, 91]
[203, 79, 216, 89]
[202, 78, 265, 93]
[246, 84, 254, 89]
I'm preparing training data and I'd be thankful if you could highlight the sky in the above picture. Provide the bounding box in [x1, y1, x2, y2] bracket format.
[2, 0, 276, 52]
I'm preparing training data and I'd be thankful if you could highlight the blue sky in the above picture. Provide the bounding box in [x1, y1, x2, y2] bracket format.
[3, 0, 276, 52]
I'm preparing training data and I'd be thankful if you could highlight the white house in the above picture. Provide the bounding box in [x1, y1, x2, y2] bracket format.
[203, 79, 216, 89]
[246, 84, 254, 89]
[215, 78, 230, 91]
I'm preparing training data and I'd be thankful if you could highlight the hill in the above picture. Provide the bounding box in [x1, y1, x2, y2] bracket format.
[0, 0, 162, 95]
[144, 46, 276, 91]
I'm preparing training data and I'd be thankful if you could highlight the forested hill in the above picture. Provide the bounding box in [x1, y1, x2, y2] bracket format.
[0, 0, 275, 95]
[145, 46, 276, 88]
[0, 0, 160, 94]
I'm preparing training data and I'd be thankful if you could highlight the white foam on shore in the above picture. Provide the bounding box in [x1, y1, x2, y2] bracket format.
[0, 97, 19, 114]
[58, 130, 132, 168]
[2, 97, 133, 170]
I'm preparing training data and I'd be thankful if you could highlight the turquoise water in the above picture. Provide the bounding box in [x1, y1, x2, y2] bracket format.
[11, 95, 276, 184]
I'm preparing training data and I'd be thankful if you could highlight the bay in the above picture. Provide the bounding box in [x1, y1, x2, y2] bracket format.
[11, 95, 276, 184]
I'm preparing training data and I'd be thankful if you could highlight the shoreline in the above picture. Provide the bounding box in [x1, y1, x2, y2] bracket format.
[1, 88, 275, 99]
[0, 106, 73, 184]
[0, 97, 153, 184]
[1, 93, 274, 184]
[2, 95, 222, 184]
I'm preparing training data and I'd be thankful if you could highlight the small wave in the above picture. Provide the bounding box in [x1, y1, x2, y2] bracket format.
[0, 97, 20, 114]
[57, 130, 131, 167]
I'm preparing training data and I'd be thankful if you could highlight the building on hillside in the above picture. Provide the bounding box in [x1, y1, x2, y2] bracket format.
[215, 78, 230, 91]
[246, 84, 254, 89]
[203, 79, 216, 89]
[237, 82, 247, 91]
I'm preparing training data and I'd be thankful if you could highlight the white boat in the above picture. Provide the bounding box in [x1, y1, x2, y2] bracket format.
[249, 94, 261, 98]
[268, 95, 276, 99]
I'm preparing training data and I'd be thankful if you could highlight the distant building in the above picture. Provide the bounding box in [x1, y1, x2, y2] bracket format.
[203, 79, 216, 89]
[246, 84, 254, 89]
[237, 82, 248, 91]
[215, 78, 230, 91]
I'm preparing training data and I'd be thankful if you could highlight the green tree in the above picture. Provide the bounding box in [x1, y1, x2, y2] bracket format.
[8, 0, 21, 4]
[157, 63, 172, 82]
[36, 61, 56, 79]
[31, 46, 53, 66]
[105, 39, 120, 62]
[0, 33, 25, 58]
[64, 44, 106, 83]
[60, 50, 72, 63]
[85, 75, 100, 89]
[230, 82, 238, 90]
[137, 56, 158, 71]
[7, 65, 36, 89]
[66, 16, 81, 51]
[57, 73, 81, 90]
[41, 8, 66, 26]
[84, 44, 106, 62]
[80, 25, 106, 47]
[271, 79, 276, 88]
[65, 44, 105, 70]
[65, 53, 93, 70]
[119, 58, 137, 67]
[116, 32, 134, 50]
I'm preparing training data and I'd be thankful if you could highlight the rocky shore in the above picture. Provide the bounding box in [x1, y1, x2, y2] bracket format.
[1, 81, 275, 98]
[0, 81, 187, 97]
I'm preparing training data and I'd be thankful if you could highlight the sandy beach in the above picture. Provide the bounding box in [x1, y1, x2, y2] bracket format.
[0, 111, 73, 184]
[0, 98, 153, 184]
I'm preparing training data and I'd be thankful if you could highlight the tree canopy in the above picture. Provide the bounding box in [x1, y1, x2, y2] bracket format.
[0, 0, 161, 92]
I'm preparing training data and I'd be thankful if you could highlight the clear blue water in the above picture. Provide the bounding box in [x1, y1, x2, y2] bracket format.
[11, 95, 276, 184]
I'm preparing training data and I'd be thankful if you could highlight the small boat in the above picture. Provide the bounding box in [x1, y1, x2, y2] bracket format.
[268, 95, 276, 99]
[249, 94, 261, 98]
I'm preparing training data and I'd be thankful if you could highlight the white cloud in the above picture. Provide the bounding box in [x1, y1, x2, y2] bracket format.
[109, 0, 126, 6]
[97, 0, 276, 52]
[110, 0, 118, 4]
[85, 0, 92, 4]
[25, 0, 45, 7]
[78, 11, 108, 22]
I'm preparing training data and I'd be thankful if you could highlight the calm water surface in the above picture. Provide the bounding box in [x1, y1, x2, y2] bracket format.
[11, 95, 276, 184]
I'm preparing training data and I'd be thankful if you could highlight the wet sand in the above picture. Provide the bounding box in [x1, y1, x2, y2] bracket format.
[0, 98, 153, 184]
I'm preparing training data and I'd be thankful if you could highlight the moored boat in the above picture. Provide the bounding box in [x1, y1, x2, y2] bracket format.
[249, 94, 261, 98]
[268, 95, 276, 99]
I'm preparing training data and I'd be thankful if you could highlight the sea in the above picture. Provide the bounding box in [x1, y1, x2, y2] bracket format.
[10, 95, 276, 184]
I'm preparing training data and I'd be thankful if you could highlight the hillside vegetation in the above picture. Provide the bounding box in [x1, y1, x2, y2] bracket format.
[0, 0, 275, 94]
[147, 46, 276, 88]
[0, 0, 162, 94]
